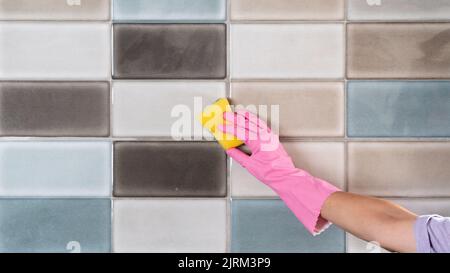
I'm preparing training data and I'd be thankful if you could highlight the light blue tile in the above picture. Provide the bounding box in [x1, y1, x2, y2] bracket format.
[0, 142, 111, 196]
[347, 81, 450, 137]
[0, 199, 111, 253]
[231, 199, 345, 253]
[113, 0, 226, 22]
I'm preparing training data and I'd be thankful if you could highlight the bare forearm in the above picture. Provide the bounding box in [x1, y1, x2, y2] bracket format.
[321, 192, 417, 253]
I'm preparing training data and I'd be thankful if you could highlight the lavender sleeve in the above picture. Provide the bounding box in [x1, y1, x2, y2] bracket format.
[415, 215, 450, 253]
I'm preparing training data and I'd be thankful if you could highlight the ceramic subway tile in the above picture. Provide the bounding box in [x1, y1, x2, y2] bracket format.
[231, 200, 345, 253]
[112, 81, 225, 138]
[348, 0, 450, 21]
[231, 0, 344, 21]
[348, 142, 450, 197]
[0, 0, 110, 20]
[347, 23, 450, 79]
[231, 24, 344, 79]
[347, 198, 450, 253]
[231, 82, 344, 137]
[113, 24, 226, 79]
[113, 0, 226, 22]
[0, 199, 111, 253]
[0, 81, 110, 137]
[347, 81, 450, 137]
[0, 22, 110, 80]
[231, 142, 345, 197]
[113, 199, 226, 253]
[0, 142, 111, 197]
[113, 142, 226, 197]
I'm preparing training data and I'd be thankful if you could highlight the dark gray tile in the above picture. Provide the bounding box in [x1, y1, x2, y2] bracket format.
[348, 81, 450, 137]
[231, 199, 345, 253]
[0, 198, 111, 253]
[113, 142, 227, 197]
[113, 24, 227, 79]
[0, 81, 110, 137]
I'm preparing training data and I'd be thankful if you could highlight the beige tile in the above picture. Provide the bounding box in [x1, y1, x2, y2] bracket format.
[347, 23, 450, 79]
[0, 0, 110, 20]
[230, 0, 344, 20]
[347, 198, 450, 253]
[348, 142, 450, 197]
[231, 82, 344, 137]
[231, 142, 345, 197]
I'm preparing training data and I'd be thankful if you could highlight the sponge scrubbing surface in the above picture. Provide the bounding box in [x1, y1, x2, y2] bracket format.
[199, 98, 244, 150]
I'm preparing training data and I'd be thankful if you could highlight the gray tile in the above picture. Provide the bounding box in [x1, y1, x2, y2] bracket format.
[0, 82, 110, 137]
[113, 24, 226, 79]
[231, 199, 345, 253]
[113, 142, 227, 197]
[0, 199, 111, 253]
[347, 81, 450, 137]
[347, 23, 450, 79]
[348, 0, 450, 21]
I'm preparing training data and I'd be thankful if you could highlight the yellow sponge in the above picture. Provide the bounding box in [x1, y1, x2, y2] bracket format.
[199, 98, 244, 150]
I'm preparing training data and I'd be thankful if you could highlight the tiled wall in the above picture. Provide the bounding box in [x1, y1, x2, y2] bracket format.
[0, 0, 449, 253]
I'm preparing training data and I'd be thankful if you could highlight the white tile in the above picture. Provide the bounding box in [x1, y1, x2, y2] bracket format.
[112, 81, 226, 138]
[231, 142, 345, 197]
[346, 198, 450, 253]
[230, 24, 344, 79]
[113, 199, 227, 253]
[0, 22, 110, 80]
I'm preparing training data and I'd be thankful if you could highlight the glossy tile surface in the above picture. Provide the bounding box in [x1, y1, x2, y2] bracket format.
[0, 142, 111, 197]
[113, 199, 226, 252]
[347, 198, 450, 253]
[231, 200, 345, 253]
[231, 0, 344, 20]
[0, 0, 110, 20]
[113, 24, 226, 79]
[347, 23, 450, 79]
[0, 22, 110, 80]
[348, 142, 450, 197]
[231, 142, 345, 197]
[231, 82, 344, 137]
[113, 81, 225, 138]
[114, 142, 226, 197]
[348, 0, 450, 21]
[113, 0, 226, 22]
[0, 199, 111, 253]
[231, 24, 344, 79]
[0, 82, 110, 137]
[348, 81, 450, 137]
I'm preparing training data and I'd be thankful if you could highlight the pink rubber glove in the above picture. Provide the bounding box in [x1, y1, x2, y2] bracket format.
[218, 110, 341, 235]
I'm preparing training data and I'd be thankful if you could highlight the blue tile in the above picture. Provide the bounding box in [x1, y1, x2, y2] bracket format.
[0, 199, 111, 253]
[348, 81, 450, 137]
[113, 0, 226, 22]
[0, 142, 111, 197]
[231, 199, 345, 253]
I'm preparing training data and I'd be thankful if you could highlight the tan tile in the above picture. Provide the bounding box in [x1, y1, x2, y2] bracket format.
[347, 23, 450, 79]
[348, 142, 450, 197]
[231, 82, 344, 137]
[231, 0, 344, 20]
[231, 142, 345, 197]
